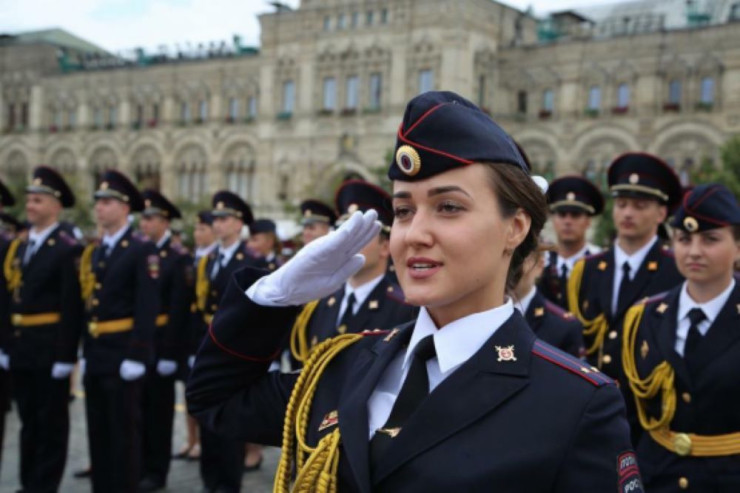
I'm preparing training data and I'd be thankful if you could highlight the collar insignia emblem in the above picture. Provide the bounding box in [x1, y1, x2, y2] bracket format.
[495, 345, 517, 362]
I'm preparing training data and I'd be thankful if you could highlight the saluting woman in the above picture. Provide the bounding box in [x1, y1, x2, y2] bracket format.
[622, 183, 740, 492]
[187, 91, 641, 493]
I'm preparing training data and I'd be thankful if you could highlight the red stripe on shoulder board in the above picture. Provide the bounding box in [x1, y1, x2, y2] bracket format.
[532, 341, 614, 387]
[208, 324, 282, 363]
[361, 329, 390, 336]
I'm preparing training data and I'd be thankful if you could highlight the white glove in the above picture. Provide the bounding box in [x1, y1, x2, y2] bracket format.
[156, 359, 177, 376]
[0, 350, 8, 370]
[51, 362, 75, 379]
[188, 355, 195, 369]
[247, 210, 380, 306]
[119, 359, 146, 381]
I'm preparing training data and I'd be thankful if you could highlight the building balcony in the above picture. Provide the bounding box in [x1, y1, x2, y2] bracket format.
[584, 108, 600, 118]
[538, 109, 552, 120]
[695, 101, 713, 112]
[341, 107, 357, 116]
[663, 102, 681, 112]
[611, 106, 629, 115]
[276, 111, 293, 121]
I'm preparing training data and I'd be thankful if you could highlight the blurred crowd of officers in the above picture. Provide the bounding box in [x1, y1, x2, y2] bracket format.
[0, 146, 738, 492]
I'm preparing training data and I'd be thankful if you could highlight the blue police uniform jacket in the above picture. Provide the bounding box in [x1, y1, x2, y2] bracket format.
[570, 241, 683, 380]
[0, 226, 84, 369]
[622, 283, 740, 492]
[154, 236, 193, 363]
[82, 227, 160, 375]
[187, 267, 644, 493]
[524, 289, 585, 358]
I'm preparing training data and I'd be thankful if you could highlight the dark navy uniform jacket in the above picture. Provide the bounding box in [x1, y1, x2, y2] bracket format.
[306, 275, 416, 347]
[154, 236, 193, 363]
[570, 241, 683, 380]
[187, 267, 643, 493]
[623, 284, 740, 492]
[524, 289, 585, 358]
[0, 226, 84, 369]
[538, 249, 596, 309]
[83, 227, 160, 375]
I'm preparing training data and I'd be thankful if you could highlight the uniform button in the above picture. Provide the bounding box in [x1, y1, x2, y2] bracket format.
[602, 354, 612, 364]
[678, 477, 689, 489]
[95, 283, 102, 289]
[682, 392, 691, 404]
[92, 317, 98, 322]
[608, 330, 618, 340]
[211, 304, 218, 311]
[211, 290, 218, 296]
[14, 330, 20, 337]
[92, 299, 99, 306]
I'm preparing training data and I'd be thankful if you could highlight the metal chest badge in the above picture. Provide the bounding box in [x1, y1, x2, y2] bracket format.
[147, 255, 160, 279]
[495, 345, 517, 362]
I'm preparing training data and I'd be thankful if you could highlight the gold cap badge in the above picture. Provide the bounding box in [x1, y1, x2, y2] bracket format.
[629, 173, 640, 184]
[395, 145, 421, 176]
[566, 192, 576, 201]
[683, 216, 699, 232]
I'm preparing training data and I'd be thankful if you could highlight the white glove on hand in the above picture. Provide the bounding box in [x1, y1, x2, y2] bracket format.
[51, 362, 75, 379]
[247, 210, 381, 306]
[119, 359, 146, 381]
[156, 359, 177, 376]
[188, 355, 195, 369]
[0, 350, 9, 371]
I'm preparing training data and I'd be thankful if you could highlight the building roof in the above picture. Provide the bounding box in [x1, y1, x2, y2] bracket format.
[0, 28, 109, 54]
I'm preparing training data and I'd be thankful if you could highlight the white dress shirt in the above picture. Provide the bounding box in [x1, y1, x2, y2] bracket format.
[216, 240, 242, 266]
[155, 230, 172, 249]
[336, 273, 385, 325]
[611, 236, 658, 314]
[195, 242, 218, 261]
[101, 224, 130, 252]
[674, 279, 735, 356]
[514, 286, 537, 315]
[367, 300, 515, 438]
[555, 244, 591, 280]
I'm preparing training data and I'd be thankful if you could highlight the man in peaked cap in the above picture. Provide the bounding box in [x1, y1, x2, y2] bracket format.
[193, 190, 265, 492]
[300, 199, 336, 246]
[82, 169, 160, 492]
[248, 219, 283, 271]
[539, 175, 605, 309]
[290, 180, 415, 364]
[138, 190, 194, 492]
[568, 152, 684, 383]
[0, 166, 84, 493]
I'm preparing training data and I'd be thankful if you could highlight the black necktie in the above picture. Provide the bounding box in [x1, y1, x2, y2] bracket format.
[617, 262, 633, 313]
[210, 253, 224, 280]
[23, 240, 36, 265]
[370, 335, 436, 467]
[559, 263, 569, 297]
[339, 293, 356, 329]
[684, 308, 706, 373]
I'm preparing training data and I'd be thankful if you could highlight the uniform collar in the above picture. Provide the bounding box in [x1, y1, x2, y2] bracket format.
[217, 240, 241, 265]
[678, 279, 736, 327]
[344, 273, 385, 310]
[614, 235, 658, 279]
[404, 300, 515, 375]
[514, 286, 537, 315]
[156, 230, 172, 249]
[556, 243, 590, 273]
[196, 242, 218, 259]
[102, 224, 129, 249]
[28, 222, 59, 247]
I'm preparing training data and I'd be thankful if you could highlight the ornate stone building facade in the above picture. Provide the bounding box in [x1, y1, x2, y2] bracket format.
[1, 0, 738, 221]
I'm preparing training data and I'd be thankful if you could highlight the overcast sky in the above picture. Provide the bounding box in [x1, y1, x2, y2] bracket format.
[0, 0, 624, 54]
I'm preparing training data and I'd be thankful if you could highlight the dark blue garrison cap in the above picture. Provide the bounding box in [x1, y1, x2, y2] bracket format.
[671, 183, 740, 233]
[547, 175, 604, 216]
[388, 91, 528, 181]
[27, 165, 76, 208]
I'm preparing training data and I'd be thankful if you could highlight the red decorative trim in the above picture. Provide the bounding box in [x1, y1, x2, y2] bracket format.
[396, 131, 475, 166]
[208, 324, 282, 363]
[402, 102, 446, 137]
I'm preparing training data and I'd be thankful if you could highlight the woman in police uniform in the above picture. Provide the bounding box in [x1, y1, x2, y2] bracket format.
[187, 91, 640, 492]
[622, 183, 740, 492]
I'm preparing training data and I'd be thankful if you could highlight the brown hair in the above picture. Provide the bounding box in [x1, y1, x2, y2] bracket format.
[483, 163, 548, 292]
[734, 225, 740, 242]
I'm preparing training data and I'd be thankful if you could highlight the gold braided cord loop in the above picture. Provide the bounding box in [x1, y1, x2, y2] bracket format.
[567, 258, 609, 355]
[274, 333, 364, 493]
[79, 244, 97, 301]
[290, 301, 320, 363]
[3, 239, 22, 293]
[622, 302, 676, 431]
[195, 255, 210, 312]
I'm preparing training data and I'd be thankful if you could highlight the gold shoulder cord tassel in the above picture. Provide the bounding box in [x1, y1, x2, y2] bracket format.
[621, 302, 676, 431]
[567, 258, 608, 355]
[79, 244, 97, 301]
[274, 333, 364, 493]
[195, 255, 210, 312]
[3, 239, 22, 293]
[290, 301, 320, 363]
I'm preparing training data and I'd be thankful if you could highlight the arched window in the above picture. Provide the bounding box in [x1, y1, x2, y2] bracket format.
[131, 146, 161, 190]
[49, 148, 77, 182]
[176, 145, 208, 200]
[89, 147, 118, 190]
[223, 144, 256, 199]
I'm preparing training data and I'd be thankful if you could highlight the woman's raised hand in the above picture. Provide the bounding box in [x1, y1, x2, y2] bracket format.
[247, 210, 381, 306]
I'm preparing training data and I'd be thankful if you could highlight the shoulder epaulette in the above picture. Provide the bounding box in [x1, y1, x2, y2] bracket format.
[57, 230, 78, 246]
[360, 329, 391, 336]
[585, 250, 608, 262]
[544, 299, 576, 320]
[532, 340, 614, 387]
[385, 283, 409, 305]
[642, 291, 669, 306]
[131, 231, 148, 243]
[659, 246, 675, 258]
[170, 243, 188, 256]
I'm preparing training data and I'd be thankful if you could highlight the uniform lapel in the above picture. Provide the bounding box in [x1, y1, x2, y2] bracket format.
[651, 288, 692, 386]
[371, 315, 533, 484]
[337, 323, 412, 493]
[524, 290, 545, 334]
[349, 278, 387, 332]
[689, 283, 740, 375]
[617, 242, 661, 319]
[598, 249, 616, 320]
